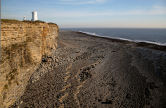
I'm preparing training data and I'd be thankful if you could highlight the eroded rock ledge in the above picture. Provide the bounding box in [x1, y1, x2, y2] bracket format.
[0, 19, 59, 108]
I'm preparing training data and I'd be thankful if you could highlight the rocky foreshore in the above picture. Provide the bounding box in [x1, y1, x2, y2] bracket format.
[12, 31, 166, 108]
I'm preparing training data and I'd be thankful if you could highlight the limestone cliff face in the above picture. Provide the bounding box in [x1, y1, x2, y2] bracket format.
[0, 20, 59, 107]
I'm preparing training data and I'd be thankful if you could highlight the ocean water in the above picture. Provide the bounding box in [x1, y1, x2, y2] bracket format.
[61, 28, 166, 45]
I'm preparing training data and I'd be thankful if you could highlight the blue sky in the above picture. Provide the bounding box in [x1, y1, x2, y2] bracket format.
[2, 0, 166, 28]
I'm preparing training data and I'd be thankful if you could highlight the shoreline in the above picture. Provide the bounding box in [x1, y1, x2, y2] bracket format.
[78, 30, 166, 45]
[73, 31, 166, 51]
[61, 28, 166, 46]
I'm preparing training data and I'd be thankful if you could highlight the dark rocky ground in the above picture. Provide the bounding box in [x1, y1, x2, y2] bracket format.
[11, 31, 166, 108]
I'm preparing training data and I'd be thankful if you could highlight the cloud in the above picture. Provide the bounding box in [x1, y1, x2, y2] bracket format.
[57, 0, 107, 5]
[50, 5, 166, 18]
[7, 4, 165, 20]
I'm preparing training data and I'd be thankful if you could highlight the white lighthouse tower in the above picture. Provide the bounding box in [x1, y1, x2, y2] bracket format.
[23, 16, 26, 21]
[32, 11, 38, 21]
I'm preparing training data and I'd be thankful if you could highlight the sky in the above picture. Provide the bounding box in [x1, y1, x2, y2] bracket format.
[1, 0, 166, 28]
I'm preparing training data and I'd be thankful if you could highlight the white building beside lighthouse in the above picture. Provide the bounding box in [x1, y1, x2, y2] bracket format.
[32, 11, 38, 21]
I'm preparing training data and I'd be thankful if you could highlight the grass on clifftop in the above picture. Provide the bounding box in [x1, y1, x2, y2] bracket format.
[1, 19, 58, 25]
[1, 19, 46, 23]
[23, 20, 45, 23]
[1, 19, 21, 23]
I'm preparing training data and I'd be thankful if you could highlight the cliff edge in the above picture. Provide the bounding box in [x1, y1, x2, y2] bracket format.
[0, 19, 59, 108]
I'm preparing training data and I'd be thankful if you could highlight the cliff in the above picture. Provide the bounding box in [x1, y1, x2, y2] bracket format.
[0, 19, 59, 107]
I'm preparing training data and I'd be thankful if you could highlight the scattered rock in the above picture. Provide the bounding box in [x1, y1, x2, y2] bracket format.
[98, 99, 102, 102]
[91, 65, 95, 68]
[101, 99, 112, 104]
[145, 88, 151, 98]
[79, 71, 92, 82]
[42, 58, 47, 62]
[126, 93, 131, 99]
[79, 64, 95, 82]
[148, 82, 158, 89]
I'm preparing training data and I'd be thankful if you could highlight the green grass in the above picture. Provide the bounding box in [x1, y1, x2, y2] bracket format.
[23, 20, 45, 23]
[1, 19, 21, 23]
[48, 22, 57, 25]
[2, 19, 46, 24]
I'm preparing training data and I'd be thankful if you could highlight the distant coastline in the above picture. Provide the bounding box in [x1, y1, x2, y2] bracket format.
[73, 31, 166, 51]
[61, 28, 166, 46]
[77, 30, 166, 47]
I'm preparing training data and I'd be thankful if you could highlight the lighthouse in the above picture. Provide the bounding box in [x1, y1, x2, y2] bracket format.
[32, 11, 38, 21]
[23, 16, 26, 21]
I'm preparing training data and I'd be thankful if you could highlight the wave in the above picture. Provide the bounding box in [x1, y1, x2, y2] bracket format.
[78, 30, 166, 46]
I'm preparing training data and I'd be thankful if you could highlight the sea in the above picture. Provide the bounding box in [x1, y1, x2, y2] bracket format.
[61, 28, 166, 46]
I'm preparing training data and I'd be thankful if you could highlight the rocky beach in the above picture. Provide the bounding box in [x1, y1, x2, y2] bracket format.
[11, 31, 166, 108]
